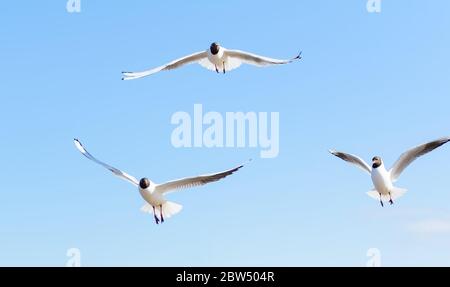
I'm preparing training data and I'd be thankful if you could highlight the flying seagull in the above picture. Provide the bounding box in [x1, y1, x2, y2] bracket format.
[74, 139, 248, 224]
[122, 42, 301, 80]
[329, 137, 450, 207]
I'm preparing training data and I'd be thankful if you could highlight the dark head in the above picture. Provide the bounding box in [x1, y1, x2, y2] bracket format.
[139, 178, 150, 189]
[210, 42, 220, 55]
[372, 156, 382, 169]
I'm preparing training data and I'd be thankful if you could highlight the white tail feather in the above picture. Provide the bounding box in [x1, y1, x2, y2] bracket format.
[367, 187, 407, 201]
[140, 201, 183, 219]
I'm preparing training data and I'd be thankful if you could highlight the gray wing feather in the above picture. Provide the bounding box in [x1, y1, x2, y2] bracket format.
[224, 49, 301, 67]
[389, 137, 450, 182]
[122, 51, 208, 80]
[329, 150, 372, 175]
[74, 139, 139, 186]
[155, 161, 249, 194]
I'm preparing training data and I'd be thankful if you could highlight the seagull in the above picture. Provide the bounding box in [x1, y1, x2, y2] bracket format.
[329, 137, 450, 207]
[122, 42, 301, 80]
[74, 139, 248, 224]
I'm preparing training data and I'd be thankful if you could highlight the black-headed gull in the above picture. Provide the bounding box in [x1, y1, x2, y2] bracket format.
[74, 139, 247, 224]
[329, 137, 450, 206]
[122, 42, 301, 80]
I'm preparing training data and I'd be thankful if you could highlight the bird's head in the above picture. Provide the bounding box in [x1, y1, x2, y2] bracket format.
[139, 178, 150, 189]
[210, 42, 220, 55]
[372, 156, 383, 169]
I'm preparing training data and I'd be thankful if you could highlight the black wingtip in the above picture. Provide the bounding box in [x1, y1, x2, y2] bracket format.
[296, 51, 302, 60]
[239, 158, 252, 168]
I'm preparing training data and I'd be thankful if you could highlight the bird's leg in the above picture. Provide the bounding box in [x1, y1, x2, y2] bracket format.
[160, 205, 164, 223]
[153, 206, 160, 224]
[379, 193, 384, 207]
[223, 61, 226, 74]
[389, 192, 394, 205]
[215, 65, 219, 73]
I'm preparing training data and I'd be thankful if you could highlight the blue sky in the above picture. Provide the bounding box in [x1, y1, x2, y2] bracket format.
[1, 0, 450, 266]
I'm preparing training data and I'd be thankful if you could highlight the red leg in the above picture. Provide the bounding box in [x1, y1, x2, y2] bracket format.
[160, 205, 164, 223]
[153, 206, 160, 224]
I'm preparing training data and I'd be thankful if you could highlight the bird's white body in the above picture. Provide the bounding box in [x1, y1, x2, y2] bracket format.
[139, 183, 166, 207]
[207, 46, 225, 68]
[370, 163, 393, 195]
[368, 164, 407, 202]
[138, 186, 183, 220]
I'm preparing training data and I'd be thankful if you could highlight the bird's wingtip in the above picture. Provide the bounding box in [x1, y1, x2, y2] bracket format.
[237, 159, 252, 169]
[74, 138, 83, 150]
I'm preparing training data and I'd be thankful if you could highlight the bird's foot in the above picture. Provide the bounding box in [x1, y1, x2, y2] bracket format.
[215, 65, 219, 73]
[223, 62, 226, 74]
[154, 216, 160, 225]
[380, 201, 384, 207]
[389, 199, 394, 205]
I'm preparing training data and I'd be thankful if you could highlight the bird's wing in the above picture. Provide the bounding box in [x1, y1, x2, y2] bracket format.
[329, 150, 372, 175]
[224, 49, 301, 68]
[122, 51, 208, 80]
[74, 139, 139, 187]
[155, 160, 249, 194]
[389, 137, 450, 182]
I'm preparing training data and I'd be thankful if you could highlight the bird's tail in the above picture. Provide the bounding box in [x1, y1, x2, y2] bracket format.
[140, 201, 183, 219]
[366, 187, 408, 201]
[162, 201, 183, 218]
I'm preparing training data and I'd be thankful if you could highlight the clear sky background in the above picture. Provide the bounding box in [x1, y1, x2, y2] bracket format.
[1, 1, 450, 266]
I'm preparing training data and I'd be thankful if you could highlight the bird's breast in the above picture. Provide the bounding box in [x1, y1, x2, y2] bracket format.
[208, 49, 225, 64]
[371, 167, 392, 194]
[139, 188, 165, 206]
